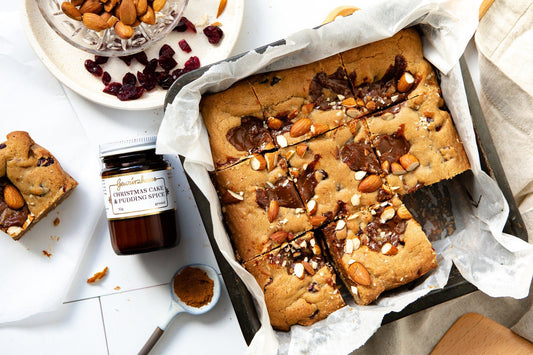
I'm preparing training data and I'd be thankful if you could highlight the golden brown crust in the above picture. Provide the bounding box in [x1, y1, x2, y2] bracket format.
[244, 232, 345, 331]
[322, 196, 437, 305]
[0, 131, 78, 240]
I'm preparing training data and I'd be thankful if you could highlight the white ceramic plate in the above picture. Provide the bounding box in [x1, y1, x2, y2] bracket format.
[21, 0, 244, 110]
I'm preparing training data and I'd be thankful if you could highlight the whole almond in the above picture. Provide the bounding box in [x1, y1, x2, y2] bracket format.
[268, 200, 279, 223]
[4, 185, 25, 210]
[348, 262, 371, 286]
[119, 0, 137, 25]
[140, 5, 155, 24]
[152, 0, 167, 12]
[71, 0, 85, 6]
[61, 2, 82, 21]
[357, 174, 382, 193]
[80, 0, 103, 14]
[135, 0, 148, 16]
[381, 160, 390, 174]
[83, 13, 109, 31]
[114, 20, 134, 38]
[269, 230, 288, 244]
[290, 118, 312, 138]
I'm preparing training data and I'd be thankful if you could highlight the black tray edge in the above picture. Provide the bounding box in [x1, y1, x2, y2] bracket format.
[163, 45, 528, 344]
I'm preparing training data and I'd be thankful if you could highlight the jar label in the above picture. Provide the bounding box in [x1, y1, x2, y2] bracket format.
[101, 169, 176, 220]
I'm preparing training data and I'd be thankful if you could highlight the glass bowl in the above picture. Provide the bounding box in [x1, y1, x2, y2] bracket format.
[37, 0, 188, 57]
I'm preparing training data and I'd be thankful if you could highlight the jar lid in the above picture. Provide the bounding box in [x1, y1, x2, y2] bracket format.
[99, 136, 157, 157]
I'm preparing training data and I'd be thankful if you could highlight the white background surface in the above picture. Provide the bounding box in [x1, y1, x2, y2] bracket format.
[1, 1, 369, 354]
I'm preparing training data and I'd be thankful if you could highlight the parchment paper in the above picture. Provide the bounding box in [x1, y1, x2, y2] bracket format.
[157, 0, 533, 353]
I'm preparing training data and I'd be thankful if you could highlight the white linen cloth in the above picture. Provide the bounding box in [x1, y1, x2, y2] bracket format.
[475, 0, 533, 343]
[0, 12, 102, 323]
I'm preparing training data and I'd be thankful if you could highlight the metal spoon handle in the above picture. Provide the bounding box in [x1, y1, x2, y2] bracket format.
[138, 327, 164, 355]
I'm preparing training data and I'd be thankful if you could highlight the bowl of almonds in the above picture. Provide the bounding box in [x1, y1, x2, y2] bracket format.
[37, 0, 188, 56]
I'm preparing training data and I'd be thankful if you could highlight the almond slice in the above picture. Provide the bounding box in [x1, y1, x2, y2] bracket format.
[268, 200, 279, 223]
[399, 153, 420, 172]
[397, 205, 412, 219]
[398, 72, 415, 92]
[250, 154, 267, 171]
[296, 144, 308, 157]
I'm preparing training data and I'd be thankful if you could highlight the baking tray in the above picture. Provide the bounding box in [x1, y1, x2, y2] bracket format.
[164, 43, 528, 344]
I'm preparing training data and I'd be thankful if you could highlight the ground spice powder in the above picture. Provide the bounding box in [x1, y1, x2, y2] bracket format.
[173, 266, 214, 308]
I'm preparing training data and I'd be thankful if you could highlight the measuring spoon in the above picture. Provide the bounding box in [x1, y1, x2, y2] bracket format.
[139, 263, 221, 355]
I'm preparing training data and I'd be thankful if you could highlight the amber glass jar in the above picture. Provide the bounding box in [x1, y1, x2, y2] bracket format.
[100, 137, 179, 255]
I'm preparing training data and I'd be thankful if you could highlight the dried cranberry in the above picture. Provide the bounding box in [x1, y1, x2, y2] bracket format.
[84, 59, 103, 77]
[102, 72, 111, 85]
[130, 86, 145, 100]
[159, 44, 175, 58]
[156, 73, 175, 89]
[118, 55, 135, 66]
[143, 59, 159, 75]
[158, 56, 177, 71]
[0, 143, 6, 149]
[94, 55, 109, 65]
[137, 72, 157, 91]
[174, 16, 196, 33]
[171, 68, 185, 81]
[203, 26, 223, 44]
[122, 72, 137, 86]
[178, 39, 192, 53]
[117, 84, 136, 101]
[183, 56, 201, 72]
[134, 51, 149, 65]
[103, 82, 122, 96]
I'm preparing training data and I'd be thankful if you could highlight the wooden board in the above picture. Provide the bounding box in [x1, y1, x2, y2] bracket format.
[431, 313, 533, 355]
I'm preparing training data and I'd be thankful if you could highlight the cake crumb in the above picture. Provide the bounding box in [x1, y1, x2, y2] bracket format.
[114, 286, 121, 290]
[53, 217, 60, 226]
[87, 267, 109, 284]
[42, 250, 52, 258]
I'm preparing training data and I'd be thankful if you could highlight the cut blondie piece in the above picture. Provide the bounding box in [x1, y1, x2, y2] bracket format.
[249, 54, 354, 146]
[366, 93, 470, 195]
[280, 121, 391, 226]
[200, 80, 275, 170]
[340, 28, 441, 113]
[0, 131, 78, 240]
[213, 154, 312, 262]
[244, 231, 345, 331]
[321, 195, 437, 305]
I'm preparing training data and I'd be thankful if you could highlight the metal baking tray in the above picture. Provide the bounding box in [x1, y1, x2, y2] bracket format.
[164, 41, 528, 344]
